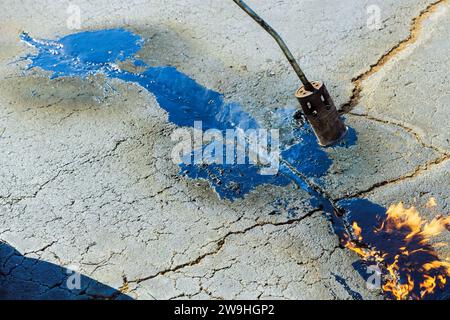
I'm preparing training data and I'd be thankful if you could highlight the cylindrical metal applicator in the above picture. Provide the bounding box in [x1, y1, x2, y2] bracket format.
[232, 0, 348, 147]
[295, 81, 348, 147]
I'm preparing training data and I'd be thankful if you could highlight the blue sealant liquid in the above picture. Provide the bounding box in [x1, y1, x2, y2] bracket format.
[20, 28, 354, 202]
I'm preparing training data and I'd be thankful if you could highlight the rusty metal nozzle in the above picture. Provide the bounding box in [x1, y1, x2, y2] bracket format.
[296, 82, 348, 147]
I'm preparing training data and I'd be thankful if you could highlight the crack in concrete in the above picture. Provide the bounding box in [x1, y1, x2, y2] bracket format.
[333, 0, 450, 199]
[23, 241, 57, 256]
[336, 150, 450, 201]
[0, 168, 73, 205]
[348, 112, 449, 156]
[0, 131, 151, 206]
[127, 208, 320, 284]
[341, 0, 449, 115]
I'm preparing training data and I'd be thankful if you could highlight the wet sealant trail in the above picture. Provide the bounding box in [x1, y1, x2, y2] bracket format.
[19, 29, 449, 300]
[20, 29, 353, 203]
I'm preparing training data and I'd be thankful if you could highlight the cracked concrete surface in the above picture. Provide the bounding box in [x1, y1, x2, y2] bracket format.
[354, 0, 450, 153]
[0, 0, 449, 299]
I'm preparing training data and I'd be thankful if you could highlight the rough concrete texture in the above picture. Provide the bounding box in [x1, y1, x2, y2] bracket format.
[355, 1, 450, 153]
[0, 0, 449, 299]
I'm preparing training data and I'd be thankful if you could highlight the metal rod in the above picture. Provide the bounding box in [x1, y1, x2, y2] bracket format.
[232, 0, 315, 92]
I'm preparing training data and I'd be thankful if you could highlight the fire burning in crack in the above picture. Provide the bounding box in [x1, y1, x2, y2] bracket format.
[344, 200, 450, 300]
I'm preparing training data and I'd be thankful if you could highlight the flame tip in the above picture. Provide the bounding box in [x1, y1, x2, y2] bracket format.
[343, 200, 450, 300]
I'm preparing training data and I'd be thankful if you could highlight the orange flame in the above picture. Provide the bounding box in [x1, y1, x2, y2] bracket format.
[344, 200, 450, 300]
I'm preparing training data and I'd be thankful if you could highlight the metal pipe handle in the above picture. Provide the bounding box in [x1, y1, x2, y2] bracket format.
[232, 0, 315, 92]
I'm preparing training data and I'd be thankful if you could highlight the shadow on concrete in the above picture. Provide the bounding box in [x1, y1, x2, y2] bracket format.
[0, 242, 132, 300]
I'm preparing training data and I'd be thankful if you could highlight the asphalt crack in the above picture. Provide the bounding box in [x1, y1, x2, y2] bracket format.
[340, 0, 449, 115]
[336, 0, 450, 197]
[349, 112, 449, 156]
[336, 153, 450, 201]
[127, 208, 320, 284]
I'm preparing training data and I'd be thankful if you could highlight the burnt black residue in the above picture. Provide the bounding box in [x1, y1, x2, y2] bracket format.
[333, 274, 363, 300]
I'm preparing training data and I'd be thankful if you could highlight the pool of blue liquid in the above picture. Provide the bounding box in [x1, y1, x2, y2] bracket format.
[20, 28, 355, 202]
